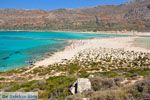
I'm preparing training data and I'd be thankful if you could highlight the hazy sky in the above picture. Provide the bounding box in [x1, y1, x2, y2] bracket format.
[0, 0, 128, 10]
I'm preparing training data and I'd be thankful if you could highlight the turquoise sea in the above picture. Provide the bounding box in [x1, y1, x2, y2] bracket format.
[0, 31, 127, 71]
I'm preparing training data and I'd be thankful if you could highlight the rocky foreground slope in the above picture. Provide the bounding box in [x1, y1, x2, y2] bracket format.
[0, 0, 150, 31]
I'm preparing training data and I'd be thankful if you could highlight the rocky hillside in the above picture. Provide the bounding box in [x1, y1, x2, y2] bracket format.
[0, 0, 149, 31]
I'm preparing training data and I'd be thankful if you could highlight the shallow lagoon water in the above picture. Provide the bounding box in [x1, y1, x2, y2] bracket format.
[134, 36, 150, 50]
[0, 31, 127, 71]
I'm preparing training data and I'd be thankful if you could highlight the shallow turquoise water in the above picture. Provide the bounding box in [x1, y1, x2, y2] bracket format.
[134, 36, 150, 50]
[0, 31, 127, 71]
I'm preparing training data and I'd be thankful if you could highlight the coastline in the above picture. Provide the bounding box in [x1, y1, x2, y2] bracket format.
[0, 35, 150, 82]
[0, 29, 150, 36]
[0, 31, 150, 73]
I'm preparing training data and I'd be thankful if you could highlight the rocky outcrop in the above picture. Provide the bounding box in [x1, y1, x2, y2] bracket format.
[70, 78, 92, 94]
[66, 75, 148, 100]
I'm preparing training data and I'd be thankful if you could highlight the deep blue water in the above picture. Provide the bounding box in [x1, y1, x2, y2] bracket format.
[0, 31, 127, 71]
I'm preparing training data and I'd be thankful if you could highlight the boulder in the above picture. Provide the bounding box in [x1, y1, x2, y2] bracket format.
[70, 78, 91, 94]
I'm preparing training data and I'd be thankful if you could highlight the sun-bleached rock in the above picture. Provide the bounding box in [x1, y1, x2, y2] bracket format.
[70, 78, 92, 94]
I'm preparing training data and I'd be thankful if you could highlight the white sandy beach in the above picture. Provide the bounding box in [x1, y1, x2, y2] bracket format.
[33, 36, 150, 68]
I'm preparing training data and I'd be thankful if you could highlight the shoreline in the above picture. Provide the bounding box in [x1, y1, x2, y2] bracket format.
[0, 36, 150, 81]
[0, 29, 150, 36]
[32, 36, 150, 69]
[0, 31, 149, 72]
